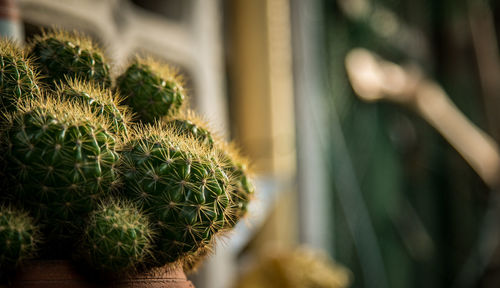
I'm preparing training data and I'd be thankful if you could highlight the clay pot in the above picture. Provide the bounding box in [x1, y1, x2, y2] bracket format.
[12, 260, 194, 288]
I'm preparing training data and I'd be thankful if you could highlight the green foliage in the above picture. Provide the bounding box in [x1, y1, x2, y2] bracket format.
[2, 96, 119, 240]
[116, 57, 185, 123]
[121, 123, 231, 264]
[29, 30, 111, 88]
[0, 206, 39, 271]
[57, 78, 131, 135]
[0, 41, 41, 111]
[80, 199, 153, 272]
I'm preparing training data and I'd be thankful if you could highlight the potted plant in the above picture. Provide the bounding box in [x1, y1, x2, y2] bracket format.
[0, 28, 253, 287]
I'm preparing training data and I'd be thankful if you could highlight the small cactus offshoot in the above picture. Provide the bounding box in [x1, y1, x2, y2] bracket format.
[29, 29, 111, 88]
[166, 111, 215, 148]
[0, 206, 39, 271]
[121, 123, 233, 264]
[0, 40, 41, 111]
[80, 199, 154, 272]
[56, 78, 132, 134]
[116, 57, 185, 123]
[2, 95, 120, 240]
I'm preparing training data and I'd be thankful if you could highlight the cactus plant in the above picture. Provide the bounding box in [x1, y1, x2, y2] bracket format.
[1, 95, 120, 240]
[79, 199, 154, 272]
[0, 205, 39, 272]
[29, 29, 111, 88]
[120, 123, 233, 264]
[116, 57, 185, 123]
[56, 78, 132, 134]
[0, 40, 41, 111]
[0, 28, 253, 278]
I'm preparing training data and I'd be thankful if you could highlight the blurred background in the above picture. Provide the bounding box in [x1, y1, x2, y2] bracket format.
[5, 0, 500, 287]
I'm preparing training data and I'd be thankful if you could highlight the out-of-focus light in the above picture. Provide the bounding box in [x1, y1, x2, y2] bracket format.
[345, 48, 416, 103]
[344, 48, 384, 101]
[370, 7, 399, 38]
[345, 48, 500, 188]
[337, 0, 371, 20]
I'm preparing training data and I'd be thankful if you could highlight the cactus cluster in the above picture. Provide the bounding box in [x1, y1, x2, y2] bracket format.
[0, 28, 253, 278]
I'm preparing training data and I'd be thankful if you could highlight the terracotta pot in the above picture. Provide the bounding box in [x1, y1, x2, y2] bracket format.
[12, 260, 194, 288]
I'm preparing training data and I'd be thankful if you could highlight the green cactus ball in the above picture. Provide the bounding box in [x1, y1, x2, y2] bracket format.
[121, 123, 232, 265]
[116, 57, 185, 123]
[29, 29, 111, 88]
[0, 40, 41, 111]
[0, 206, 39, 271]
[165, 113, 254, 227]
[2, 96, 120, 241]
[56, 78, 131, 135]
[80, 199, 154, 272]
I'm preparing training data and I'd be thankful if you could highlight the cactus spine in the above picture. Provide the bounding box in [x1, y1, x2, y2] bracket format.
[0, 40, 41, 111]
[2, 96, 120, 240]
[121, 123, 232, 264]
[80, 200, 153, 272]
[29, 29, 111, 88]
[0, 206, 39, 271]
[116, 57, 185, 123]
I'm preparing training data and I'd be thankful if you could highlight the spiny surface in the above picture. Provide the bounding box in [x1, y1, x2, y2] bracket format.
[57, 78, 131, 134]
[166, 114, 254, 227]
[80, 200, 153, 272]
[0, 206, 39, 271]
[166, 111, 215, 148]
[121, 123, 231, 264]
[218, 144, 254, 227]
[0, 40, 41, 111]
[2, 96, 119, 241]
[116, 57, 185, 123]
[29, 29, 111, 88]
